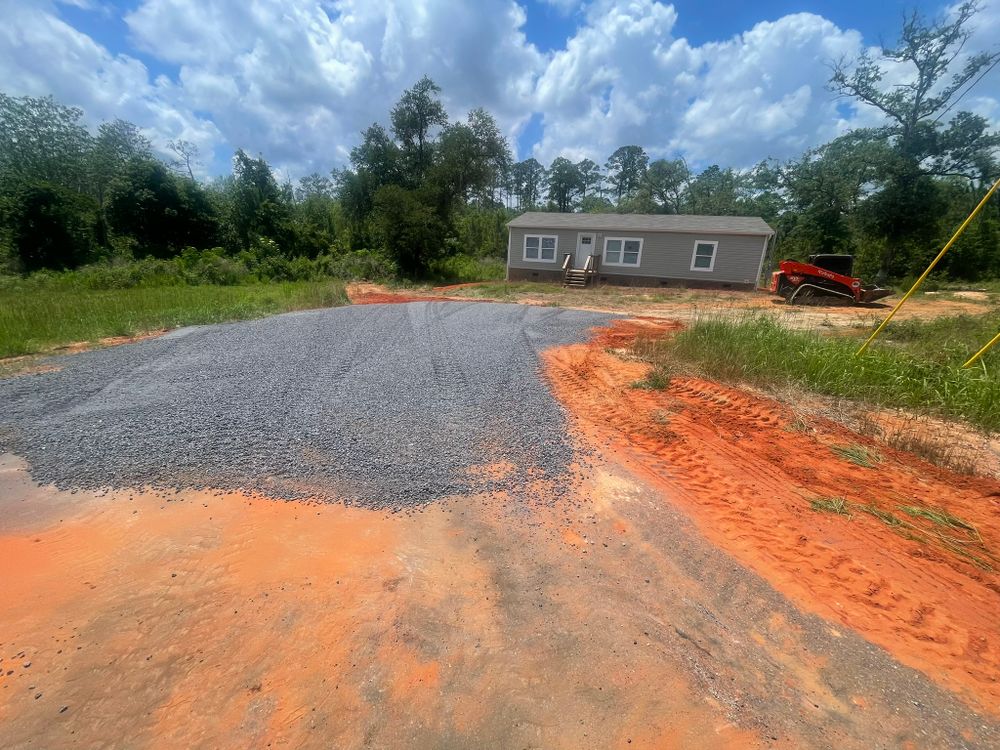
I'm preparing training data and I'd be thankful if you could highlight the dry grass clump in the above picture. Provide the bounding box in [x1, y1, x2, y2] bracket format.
[810, 495, 996, 570]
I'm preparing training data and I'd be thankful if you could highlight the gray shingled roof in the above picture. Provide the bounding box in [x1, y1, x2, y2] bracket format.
[507, 211, 774, 235]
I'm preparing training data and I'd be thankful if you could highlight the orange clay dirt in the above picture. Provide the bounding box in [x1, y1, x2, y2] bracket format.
[399, 281, 997, 331]
[3, 316, 1000, 749]
[544, 318, 1000, 716]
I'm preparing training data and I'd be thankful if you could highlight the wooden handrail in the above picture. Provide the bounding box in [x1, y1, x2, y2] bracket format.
[583, 255, 593, 272]
[561, 253, 572, 271]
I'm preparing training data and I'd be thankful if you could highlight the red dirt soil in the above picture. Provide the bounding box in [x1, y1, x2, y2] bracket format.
[346, 282, 453, 305]
[0, 460, 765, 749]
[350, 291, 454, 304]
[543, 319, 1000, 716]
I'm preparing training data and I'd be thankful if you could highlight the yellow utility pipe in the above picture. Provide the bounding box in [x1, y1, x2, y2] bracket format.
[856, 175, 1000, 356]
[962, 330, 1000, 369]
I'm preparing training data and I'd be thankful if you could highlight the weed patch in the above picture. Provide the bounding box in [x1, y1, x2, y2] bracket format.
[832, 443, 882, 468]
[899, 506, 980, 538]
[810, 496, 851, 516]
[642, 315, 1000, 432]
[0, 280, 349, 358]
[630, 371, 671, 390]
[809, 496, 995, 570]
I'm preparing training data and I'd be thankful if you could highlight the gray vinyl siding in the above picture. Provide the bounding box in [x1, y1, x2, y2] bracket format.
[508, 227, 582, 268]
[508, 227, 768, 284]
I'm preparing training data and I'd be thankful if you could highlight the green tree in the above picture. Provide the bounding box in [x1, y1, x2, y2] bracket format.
[511, 158, 546, 209]
[372, 184, 443, 276]
[642, 158, 690, 213]
[546, 157, 583, 212]
[829, 1, 1000, 276]
[0, 93, 92, 191]
[777, 134, 889, 259]
[391, 76, 448, 181]
[432, 109, 510, 208]
[6, 183, 97, 271]
[685, 165, 748, 215]
[106, 160, 218, 256]
[350, 123, 403, 187]
[228, 149, 292, 252]
[90, 119, 152, 203]
[466, 108, 511, 206]
[576, 158, 603, 199]
[605, 145, 648, 202]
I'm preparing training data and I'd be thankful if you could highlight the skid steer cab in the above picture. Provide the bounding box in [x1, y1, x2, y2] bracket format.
[770, 254, 893, 305]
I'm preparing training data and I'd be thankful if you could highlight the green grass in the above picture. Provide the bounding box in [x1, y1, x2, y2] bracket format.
[427, 255, 506, 284]
[898, 505, 980, 537]
[630, 371, 672, 390]
[831, 443, 882, 468]
[651, 314, 999, 432]
[809, 495, 996, 569]
[0, 280, 348, 358]
[810, 496, 851, 516]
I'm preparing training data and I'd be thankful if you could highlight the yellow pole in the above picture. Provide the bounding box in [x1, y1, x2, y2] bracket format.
[856, 175, 1000, 356]
[962, 330, 1000, 369]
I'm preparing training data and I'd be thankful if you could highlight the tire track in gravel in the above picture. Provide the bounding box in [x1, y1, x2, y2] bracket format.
[0, 302, 615, 508]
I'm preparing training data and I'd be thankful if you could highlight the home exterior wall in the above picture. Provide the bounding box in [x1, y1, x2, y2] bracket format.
[507, 226, 768, 287]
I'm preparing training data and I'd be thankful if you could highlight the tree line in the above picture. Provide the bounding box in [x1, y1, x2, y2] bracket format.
[1, 2, 998, 283]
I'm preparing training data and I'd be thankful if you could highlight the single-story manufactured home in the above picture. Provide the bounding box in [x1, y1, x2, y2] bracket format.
[506, 212, 775, 289]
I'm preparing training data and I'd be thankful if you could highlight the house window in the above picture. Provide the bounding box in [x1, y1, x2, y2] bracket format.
[603, 237, 643, 266]
[690, 240, 718, 272]
[524, 234, 558, 262]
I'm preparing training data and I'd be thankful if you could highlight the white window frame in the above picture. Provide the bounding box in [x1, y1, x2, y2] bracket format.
[522, 234, 559, 263]
[690, 240, 718, 272]
[602, 236, 643, 267]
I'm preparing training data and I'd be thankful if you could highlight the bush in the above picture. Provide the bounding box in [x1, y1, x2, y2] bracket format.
[0, 245, 401, 291]
[428, 254, 504, 283]
[314, 249, 398, 280]
[6, 182, 98, 271]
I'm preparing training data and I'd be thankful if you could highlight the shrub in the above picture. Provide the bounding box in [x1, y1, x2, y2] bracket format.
[314, 249, 398, 280]
[428, 254, 504, 283]
[6, 182, 98, 271]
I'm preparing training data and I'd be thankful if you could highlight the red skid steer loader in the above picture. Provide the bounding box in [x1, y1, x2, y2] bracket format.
[770, 254, 893, 305]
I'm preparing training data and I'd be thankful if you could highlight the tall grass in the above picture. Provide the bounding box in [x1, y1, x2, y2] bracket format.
[652, 315, 999, 432]
[0, 280, 348, 358]
[427, 255, 505, 284]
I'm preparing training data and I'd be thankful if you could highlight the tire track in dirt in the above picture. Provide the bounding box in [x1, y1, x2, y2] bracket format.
[543, 319, 1000, 716]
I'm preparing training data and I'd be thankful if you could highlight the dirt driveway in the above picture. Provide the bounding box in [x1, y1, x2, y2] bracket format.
[2, 302, 998, 749]
[355, 280, 997, 331]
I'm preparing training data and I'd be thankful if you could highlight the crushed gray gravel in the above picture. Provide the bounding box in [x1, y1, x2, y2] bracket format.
[0, 302, 615, 509]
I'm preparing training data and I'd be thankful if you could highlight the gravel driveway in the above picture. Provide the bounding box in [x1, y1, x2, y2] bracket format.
[0, 302, 613, 508]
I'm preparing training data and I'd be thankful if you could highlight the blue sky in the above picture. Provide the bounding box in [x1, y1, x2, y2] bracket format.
[2, 1, 997, 179]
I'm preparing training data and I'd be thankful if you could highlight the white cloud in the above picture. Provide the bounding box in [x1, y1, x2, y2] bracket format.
[0, 1, 221, 172]
[122, 0, 545, 175]
[670, 13, 865, 165]
[1, 0, 998, 178]
[530, 3, 872, 168]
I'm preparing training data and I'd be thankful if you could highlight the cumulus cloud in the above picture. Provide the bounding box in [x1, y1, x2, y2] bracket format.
[670, 13, 865, 165]
[1, 0, 998, 178]
[0, 1, 221, 171]
[123, 0, 545, 175]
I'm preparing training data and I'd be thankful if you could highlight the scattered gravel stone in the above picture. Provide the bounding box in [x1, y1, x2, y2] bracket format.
[0, 302, 614, 509]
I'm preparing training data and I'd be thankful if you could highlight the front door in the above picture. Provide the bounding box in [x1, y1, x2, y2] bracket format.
[576, 233, 595, 268]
